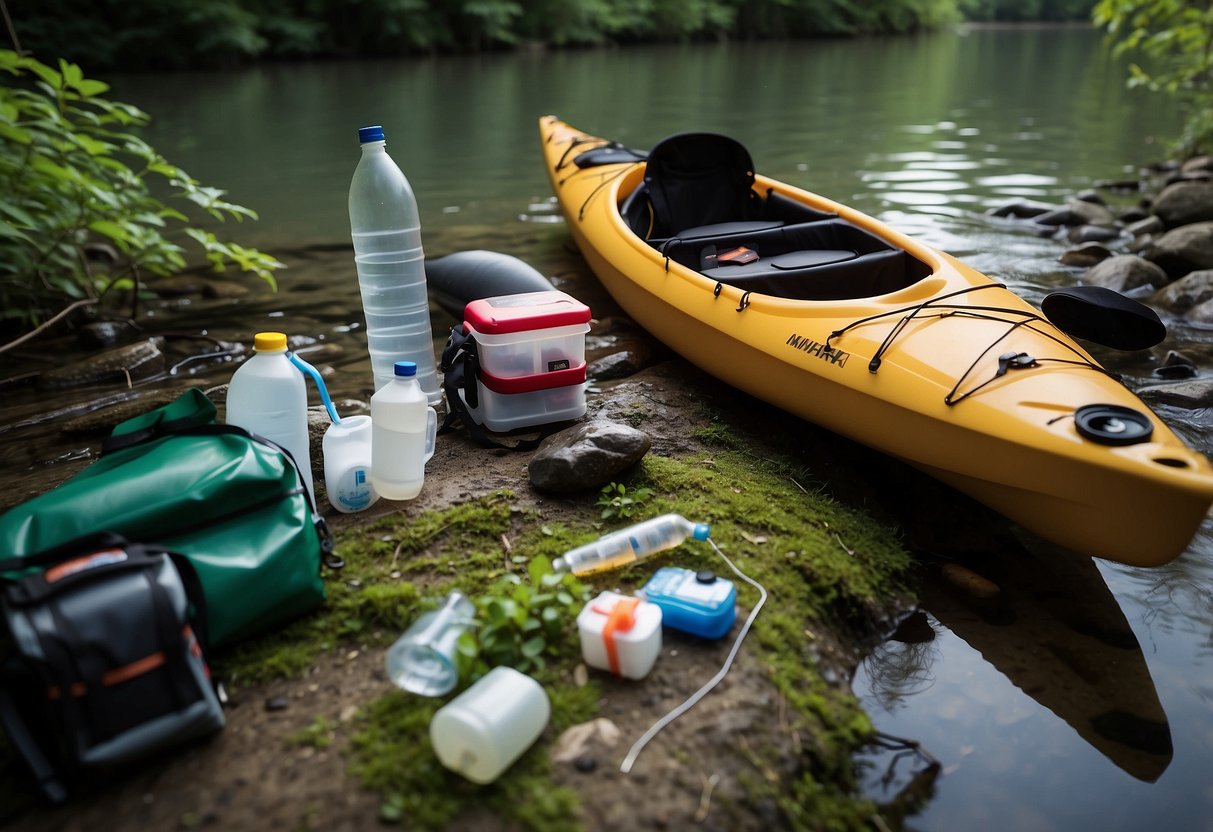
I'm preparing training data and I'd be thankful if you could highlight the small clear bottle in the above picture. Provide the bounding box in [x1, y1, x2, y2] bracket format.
[225, 332, 315, 503]
[385, 590, 475, 697]
[370, 360, 437, 501]
[553, 514, 710, 576]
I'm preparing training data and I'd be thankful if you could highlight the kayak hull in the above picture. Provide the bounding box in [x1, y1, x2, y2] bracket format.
[539, 115, 1213, 567]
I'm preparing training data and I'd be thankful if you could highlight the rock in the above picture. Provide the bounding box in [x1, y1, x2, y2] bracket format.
[1180, 155, 1213, 178]
[527, 420, 652, 494]
[1083, 254, 1168, 293]
[1066, 225, 1124, 245]
[588, 349, 654, 381]
[1145, 221, 1213, 277]
[60, 389, 196, 436]
[1153, 350, 1197, 380]
[1035, 199, 1115, 227]
[1137, 377, 1213, 409]
[1186, 294, 1213, 325]
[1152, 181, 1213, 228]
[203, 280, 252, 299]
[148, 275, 208, 298]
[1059, 242, 1114, 268]
[940, 562, 1000, 599]
[1149, 269, 1213, 315]
[1125, 215, 1165, 237]
[264, 696, 290, 712]
[987, 200, 1055, 220]
[36, 337, 167, 390]
[77, 321, 138, 349]
[1075, 189, 1106, 206]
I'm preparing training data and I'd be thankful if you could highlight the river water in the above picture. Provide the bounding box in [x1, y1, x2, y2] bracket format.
[4, 23, 1212, 830]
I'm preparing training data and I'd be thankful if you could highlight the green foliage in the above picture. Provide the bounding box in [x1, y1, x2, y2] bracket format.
[1094, 0, 1213, 153]
[8, 0, 970, 69]
[595, 481, 653, 520]
[455, 555, 591, 678]
[0, 50, 283, 331]
[961, 0, 1096, 21]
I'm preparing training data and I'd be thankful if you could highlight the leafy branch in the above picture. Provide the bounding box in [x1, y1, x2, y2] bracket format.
[0, 49, 283, 335]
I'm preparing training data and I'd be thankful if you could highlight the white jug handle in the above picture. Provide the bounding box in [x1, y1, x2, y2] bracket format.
[424, 407, 437, 462]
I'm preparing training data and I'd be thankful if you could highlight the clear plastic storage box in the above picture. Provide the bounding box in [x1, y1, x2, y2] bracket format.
[461, 291, 591, 432]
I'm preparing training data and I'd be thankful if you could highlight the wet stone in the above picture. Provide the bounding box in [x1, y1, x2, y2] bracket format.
[36, 337, 167, 390]
[78, 320, 136, 349]
[527, 420, 652, 494]
[264, 696, 289, 712]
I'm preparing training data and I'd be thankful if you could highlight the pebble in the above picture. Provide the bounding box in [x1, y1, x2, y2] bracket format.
[264, 696, 290, 712]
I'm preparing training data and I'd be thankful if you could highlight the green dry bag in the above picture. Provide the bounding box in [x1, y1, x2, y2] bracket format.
[0, 388, 338, 647]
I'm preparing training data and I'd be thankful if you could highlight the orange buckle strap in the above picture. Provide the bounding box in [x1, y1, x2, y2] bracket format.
[595, 597, 640, 677]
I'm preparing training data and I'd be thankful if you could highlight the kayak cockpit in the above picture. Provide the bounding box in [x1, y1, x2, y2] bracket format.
[617, 131, 933, 302]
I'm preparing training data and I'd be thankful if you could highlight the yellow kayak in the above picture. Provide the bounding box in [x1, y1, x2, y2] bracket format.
[539, 115, 1213, 567]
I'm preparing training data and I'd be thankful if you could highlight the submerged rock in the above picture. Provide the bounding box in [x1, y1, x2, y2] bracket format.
[36, 337, 166, 390]
[527, 420, 651, 494]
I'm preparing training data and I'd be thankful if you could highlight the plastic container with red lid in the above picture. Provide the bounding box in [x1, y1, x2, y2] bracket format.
[463, 290, 590, 378]
[460, 290, 591, 431]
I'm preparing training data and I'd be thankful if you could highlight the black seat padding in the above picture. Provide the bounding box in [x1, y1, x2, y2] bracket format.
[660, 219, 933, 301]
[701, 249, 858, 279]
[644, 132, 762, 239]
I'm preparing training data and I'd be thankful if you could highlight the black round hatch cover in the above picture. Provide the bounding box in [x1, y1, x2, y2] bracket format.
[1074, 404, 1153, 446]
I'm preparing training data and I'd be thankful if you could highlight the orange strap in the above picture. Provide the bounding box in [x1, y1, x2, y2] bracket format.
[595, 597, 640, 677]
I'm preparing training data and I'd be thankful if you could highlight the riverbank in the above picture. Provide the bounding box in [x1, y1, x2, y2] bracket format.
[0, 239, 941, 831]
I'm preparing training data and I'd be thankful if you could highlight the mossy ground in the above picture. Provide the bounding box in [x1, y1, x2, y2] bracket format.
[0, 369, 919, 831]
[200, 407, 915, 830]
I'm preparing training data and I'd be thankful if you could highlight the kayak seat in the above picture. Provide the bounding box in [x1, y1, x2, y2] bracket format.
[659, 219, 933, 301]
[620, 132, 835, 241]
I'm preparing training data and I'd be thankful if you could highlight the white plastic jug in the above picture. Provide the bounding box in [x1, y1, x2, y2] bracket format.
[322, 415, 378, 513]
[370, 360, 437, 500]
[226, 332, 315, 503]
[429, 666, 550, 784]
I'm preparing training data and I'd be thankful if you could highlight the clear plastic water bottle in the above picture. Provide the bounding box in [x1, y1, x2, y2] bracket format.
[386, 590, 475, 697]
[349, 124, 441, 404]
[225, 332, 316, 503]
[553, 514, 711, 576]
[370, 361, 438, 501]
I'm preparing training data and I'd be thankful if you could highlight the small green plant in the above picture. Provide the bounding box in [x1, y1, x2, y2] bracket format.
[0, 50, 284, 335]
[456, 555, 590, 678]
[596, 481, 653, 520]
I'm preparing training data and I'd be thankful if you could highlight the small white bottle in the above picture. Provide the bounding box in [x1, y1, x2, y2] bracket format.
[370, 360, 437, 500]
[322, 415, 378, 513]
[225, 331, 315, 503]
[553, 514, 710, 576]
[429, 666, 550, 784]
[349, 124, 441, 404]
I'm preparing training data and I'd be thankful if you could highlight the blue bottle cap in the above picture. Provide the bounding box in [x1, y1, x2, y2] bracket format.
[394, 361, 418, 377]
[358, 125, 385, 143]
[692, 523, 710, 541]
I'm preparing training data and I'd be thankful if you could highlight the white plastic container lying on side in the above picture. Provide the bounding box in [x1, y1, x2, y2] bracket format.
[576, 591, 663, 680]
[429, 666, 550, 784]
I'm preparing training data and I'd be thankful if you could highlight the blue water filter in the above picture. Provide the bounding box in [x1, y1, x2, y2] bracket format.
[639, 566, 737, 640]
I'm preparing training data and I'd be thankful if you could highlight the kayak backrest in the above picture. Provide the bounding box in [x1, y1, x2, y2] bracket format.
[643, 132, 763, 238]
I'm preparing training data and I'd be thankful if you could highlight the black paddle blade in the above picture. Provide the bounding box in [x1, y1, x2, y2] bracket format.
[1041, 286, 1166, 351]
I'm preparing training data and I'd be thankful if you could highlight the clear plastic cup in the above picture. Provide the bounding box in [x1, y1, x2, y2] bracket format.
[385, 591, 475, 697]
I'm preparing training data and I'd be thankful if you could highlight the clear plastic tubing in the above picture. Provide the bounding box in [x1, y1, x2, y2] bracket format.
[348, 124, 441, 404]
[225, 331, 316, 503]
[553, 513, 711, 576]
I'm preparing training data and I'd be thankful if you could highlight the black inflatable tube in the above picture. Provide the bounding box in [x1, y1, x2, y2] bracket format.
[425, 250, 555, 319]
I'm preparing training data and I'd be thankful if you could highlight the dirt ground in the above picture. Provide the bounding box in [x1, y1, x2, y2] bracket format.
[4, 355, 904, 832]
